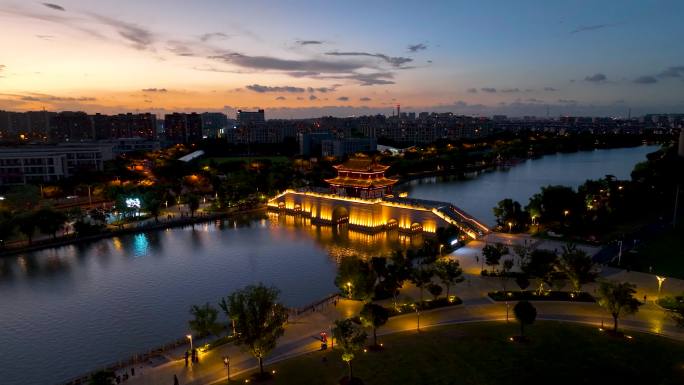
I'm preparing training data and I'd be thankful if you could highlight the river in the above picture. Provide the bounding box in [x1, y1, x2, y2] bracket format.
[0, 145, 659, 385]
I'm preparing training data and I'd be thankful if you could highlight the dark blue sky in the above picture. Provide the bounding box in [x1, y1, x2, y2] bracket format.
[0, 0, 682, 117]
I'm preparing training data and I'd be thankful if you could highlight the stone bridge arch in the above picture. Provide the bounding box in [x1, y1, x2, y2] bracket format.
[332, 205, 349, 224]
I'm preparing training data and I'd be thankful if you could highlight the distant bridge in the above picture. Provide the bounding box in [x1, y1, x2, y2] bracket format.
[267, 189, 490, 239]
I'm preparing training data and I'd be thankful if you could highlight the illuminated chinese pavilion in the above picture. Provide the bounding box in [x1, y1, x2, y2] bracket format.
[325, 156, 398, 199]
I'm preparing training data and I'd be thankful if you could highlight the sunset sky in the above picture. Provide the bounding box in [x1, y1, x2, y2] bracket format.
[1, 0, 683, 118]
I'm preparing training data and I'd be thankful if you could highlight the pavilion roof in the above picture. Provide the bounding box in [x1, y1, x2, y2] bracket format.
[324, 176, 398, 188]
[333, 157, 390, 173]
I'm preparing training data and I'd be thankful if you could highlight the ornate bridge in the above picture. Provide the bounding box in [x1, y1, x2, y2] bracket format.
[267, 189, 490, 239]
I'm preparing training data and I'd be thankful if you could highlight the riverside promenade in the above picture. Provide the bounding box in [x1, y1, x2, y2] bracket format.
[119, 258, 684, 385]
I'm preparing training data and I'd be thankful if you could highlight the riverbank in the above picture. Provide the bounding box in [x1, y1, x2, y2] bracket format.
[0, 205, 267, 257]
[387, 139, 660, 183]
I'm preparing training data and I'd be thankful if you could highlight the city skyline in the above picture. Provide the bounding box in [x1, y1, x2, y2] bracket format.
[1, 0, 683, 118]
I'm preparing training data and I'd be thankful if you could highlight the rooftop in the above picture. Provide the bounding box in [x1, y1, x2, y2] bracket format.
[333, 156, 390, 173]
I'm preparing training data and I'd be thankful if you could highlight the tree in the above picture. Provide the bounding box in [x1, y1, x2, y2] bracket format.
[521, 249, 557, 294]
[15, 211, 37, 244]
[0, 210, 15, 245]
[493, 199, 530, 232]
[501, 259, 514, 291]
[482, 243, 509, 273]
[187, 194, 200, 217]
[359, 303, 389, 348]
[145, 198, 162, 223]
[335, 255, 376, 301]
[556, 244, 597, 293]
[435, 225, 460, 253]
[427, 283, 443, 300]
[434, 259, 464, 299]
[35, 208, 67, 239]
[513, 300, 537, 337]
[189, 302, 223, 337]
[411, 265, 434, 303]
[513, 242, 533, 267]
[385, 251, 412, 308]
[515, 275, 530, 292]
[218, 284, 288, 377]
[526, 185, 582, 226]
[597, 281, 640, 333]
[333, 318, 367, 384]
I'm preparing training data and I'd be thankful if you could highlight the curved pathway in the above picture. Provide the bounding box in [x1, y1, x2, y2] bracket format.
[125, 286, 683, 385]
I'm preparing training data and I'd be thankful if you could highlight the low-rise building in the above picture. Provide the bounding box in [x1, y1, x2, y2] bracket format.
[0, 143, 114, 185]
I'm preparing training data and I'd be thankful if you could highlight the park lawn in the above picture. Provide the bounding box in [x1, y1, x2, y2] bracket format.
[623, 226, 684, 279]
[229, 321, 684, 385]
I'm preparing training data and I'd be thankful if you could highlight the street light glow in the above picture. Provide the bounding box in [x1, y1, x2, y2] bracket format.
[656, 276, 666, 299]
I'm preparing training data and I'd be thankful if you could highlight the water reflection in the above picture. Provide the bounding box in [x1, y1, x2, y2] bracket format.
[132, 233, 149, 257]
[269, 212, 424, 261]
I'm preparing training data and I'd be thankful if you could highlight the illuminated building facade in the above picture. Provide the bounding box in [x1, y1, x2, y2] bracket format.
[268, 156, 489, 239]
[324, 157, 397, 199]
[268, 189, 489, 239]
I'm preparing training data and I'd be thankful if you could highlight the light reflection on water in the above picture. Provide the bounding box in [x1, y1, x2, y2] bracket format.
[0, 214, 425, 385]
[0, 145, 658, 385]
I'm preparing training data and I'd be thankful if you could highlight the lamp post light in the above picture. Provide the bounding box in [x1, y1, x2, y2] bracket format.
[413, 303, 420, 332]
[346, 282, 352, 299]
[507, 222, 513, 233]
[656, 276, 666, 300]
[223, 356, 230, 381]
[617, 240, 623, 265]
[186, 334, 193, 352]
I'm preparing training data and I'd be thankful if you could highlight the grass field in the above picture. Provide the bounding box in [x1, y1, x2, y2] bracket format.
[229, 321, 684, 385]
[623, 225, 684, 279]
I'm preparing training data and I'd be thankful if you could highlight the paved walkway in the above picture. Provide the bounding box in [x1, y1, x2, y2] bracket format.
[114, 235, 684, 385]
[122, 263, 684, 385]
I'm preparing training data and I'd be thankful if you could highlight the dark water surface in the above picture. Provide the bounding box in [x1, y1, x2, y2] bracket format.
[405, 145, 659, 226]
[0, 145, 658, 385]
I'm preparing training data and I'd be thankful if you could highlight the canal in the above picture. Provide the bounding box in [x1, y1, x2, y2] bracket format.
[0, 145, 658, 385]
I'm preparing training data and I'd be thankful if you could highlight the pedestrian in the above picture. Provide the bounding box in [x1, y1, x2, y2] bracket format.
[131, 367, 135, 376]
[184, 351, 189, 366]
[174, 374, 179, 385]
[644, 294, 647, 303]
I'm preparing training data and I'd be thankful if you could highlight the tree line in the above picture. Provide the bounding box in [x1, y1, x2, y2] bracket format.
[492, 144, 683, 239]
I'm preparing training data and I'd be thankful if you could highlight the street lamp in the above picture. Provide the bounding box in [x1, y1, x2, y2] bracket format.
[656, 276, 666, 300]
[412, 303, 420, 332]
[186, 334, 193, 351]
[564, 210, 569, 217]
[507, 222, 513, 233]
[346, 282, 352, 299]
[617, 240, 623, 265]
[223, 356, 230, 380]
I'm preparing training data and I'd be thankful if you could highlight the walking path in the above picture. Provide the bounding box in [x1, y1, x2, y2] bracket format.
[122, 257, 684, 385]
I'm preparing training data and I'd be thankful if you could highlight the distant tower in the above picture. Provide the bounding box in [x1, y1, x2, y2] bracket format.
[396, 104, 401, 117]
[628, 108, 631, 120]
